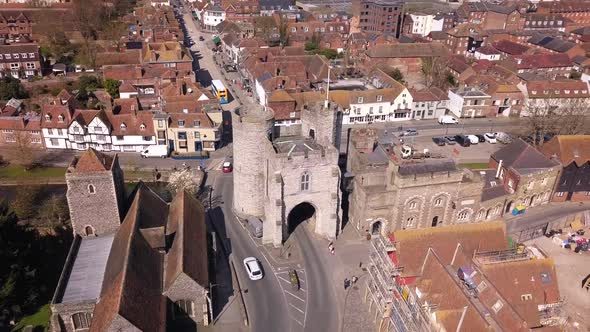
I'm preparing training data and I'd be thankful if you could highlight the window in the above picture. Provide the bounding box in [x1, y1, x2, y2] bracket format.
[5, 136, 16, 142]
[96, 134, 106, 141]
[194, 131, 201, 140]
[88, 184, 95, 194]
[143, 136, 151, 141]
[12, 53, 18, 59]
[193, 120, 200, 127]
[434, 198, 442, 206]
[29, 53, 35, 58]
[521, 294, 533, 301]
[58, 115, 64, 123]
[94, 126, 102, 133]
[300, 172, 310, 191]
[4, 54, 10, 59]
[378, 106, 383, 113]
[72, 126, 80, 133]
[140, 124, 146, 130]
[158, 120, 165, 128]
[491, 300, 503, 313]
[377, 95, 383, 102]
[10, 63, 19, 70]
[357, 97, 364, 103]
[72, 312, 92, 330]
[408, 200, 417, 209]
[57, 129, 63, 136]
[179, 140, 188, 148]
[178, 132, 187, 140]
[457, 210, 469, 221]
[25, 62, 35, 69]
[178, 120, 185, 127]
[21, 53, 27, 58]
[47, 128, 54, 135]
[50, 138, 58, 146]
[116, 135, 124, 140]
[174, 300, 194, 318]
[290, 112, 296, 118]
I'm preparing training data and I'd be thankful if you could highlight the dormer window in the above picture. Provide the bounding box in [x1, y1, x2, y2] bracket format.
[564, 90, 570, 94]
[543, 90, 549, 95]
[583, 90, 588, 94]
[58, 115, 64, 122]
[574, 90, 579, 94]
[193, 120, 200, 127]
[4, 54, 10, 59]
[13, 53, 18, 59]
[377, 95, 383, 102]
[554, 90, 560, 94]
[21, 53, 27, 58]
[140, 123, 146, 130]
[357, 97, 364, 103]
[531, 90, 537, 95]
[120, 123, 127, 129]
[45, 114, 51, 121]
[178, 120, 185, 127]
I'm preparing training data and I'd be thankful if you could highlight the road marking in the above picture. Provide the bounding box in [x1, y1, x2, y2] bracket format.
[289, 303, 305, 314]
[298, 278, 306, 283]
[291, 317, 304, 327]
[285, 290, 305, 302]
[277, 275, 291, 283]
[300, 288, 306, 292]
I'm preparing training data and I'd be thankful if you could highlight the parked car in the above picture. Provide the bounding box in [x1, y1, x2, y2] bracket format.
[243, 257, 263, 280]
[455, 134, 471, 147]
[222, 161, 232, 173]
[401, 128, 418, 136]
[247, 218, 263, 238]
[224, 64, 237, 72]
[199, 36, 205, 41]
[494, 132, 512, 144]
[445, 136, 457, 145]
[438, 115, 459, 124]
[475, 134, 485, 143]
[467, 135, 479, 144]
[484, 133, 497, 144]
[432, 136, 446, 146]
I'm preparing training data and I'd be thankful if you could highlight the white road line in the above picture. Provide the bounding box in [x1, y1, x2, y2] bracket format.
[289, 303, 305, 314]
[275, 270, 291, 275]
[291, 317, 304, 327]
[277, 275, 291, 283]
[260, 252, 276, 274]
[298, 278, 306, 283]
[300, 288, 307, 292]
[285, 290, 306, 302]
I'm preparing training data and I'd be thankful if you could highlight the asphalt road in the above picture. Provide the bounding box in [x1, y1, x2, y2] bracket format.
[211, 172, 291, 332]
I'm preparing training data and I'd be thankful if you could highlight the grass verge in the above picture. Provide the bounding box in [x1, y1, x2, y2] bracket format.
[458, 163, 489, 170]
[0, 166, 66, 178]
[11, 304, 51, 332]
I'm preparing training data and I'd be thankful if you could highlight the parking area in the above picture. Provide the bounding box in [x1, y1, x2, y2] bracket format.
[399, 134, 506, 164]
[275, 268, 308, 330]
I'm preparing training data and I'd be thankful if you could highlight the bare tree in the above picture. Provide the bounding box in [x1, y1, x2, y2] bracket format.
[522, 96, 590, 146]
[421, 57, 455, 89]
[167, 168, 200, 196]
[12, 131, 37, 169]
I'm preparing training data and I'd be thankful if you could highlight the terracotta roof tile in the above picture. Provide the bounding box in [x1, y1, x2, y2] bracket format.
[539, 135, 590, 166]
[70, 149, 113, 172]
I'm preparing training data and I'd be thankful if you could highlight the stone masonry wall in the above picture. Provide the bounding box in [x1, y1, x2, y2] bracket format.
[65, 171, 122, 237]
[50, 301, 95, 332]
[164, 273, 209, 325]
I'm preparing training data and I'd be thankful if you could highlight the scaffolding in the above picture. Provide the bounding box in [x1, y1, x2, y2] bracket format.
[365, 234, 436, 332]
[472, 247, 532, 265]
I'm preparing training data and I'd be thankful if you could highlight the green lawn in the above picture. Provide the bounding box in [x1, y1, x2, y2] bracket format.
[11, 304, 51, 332]
[0, 166, 66, 178]
[458, 163, 489, 170]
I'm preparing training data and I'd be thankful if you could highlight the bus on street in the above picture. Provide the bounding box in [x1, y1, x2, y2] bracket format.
[212, 79, 229, 104]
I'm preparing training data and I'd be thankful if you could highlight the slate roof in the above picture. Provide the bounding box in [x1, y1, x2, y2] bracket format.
[491, 138, 559, 172]
[492, 40, 530, 55]
[164, 190, 209, 291]
[90, 184, 166, 332]
[514, 53, 572, 69]
[539, 135, 590, 167]
[398, 159, 457, 176]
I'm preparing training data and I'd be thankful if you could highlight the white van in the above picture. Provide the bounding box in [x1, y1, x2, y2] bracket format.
[140, 145, 169, 158]
[438, 115, 459, 124]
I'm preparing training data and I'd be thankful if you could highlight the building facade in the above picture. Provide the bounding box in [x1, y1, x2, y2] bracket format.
[352, 0, 404, 37]
[0, 43, 42, 78]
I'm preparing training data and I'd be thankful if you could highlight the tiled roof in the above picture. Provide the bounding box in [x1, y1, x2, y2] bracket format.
[41, 104, 72, 129]
[393, 222, 507, 277]
[475, 45, 500, 55]
[168, 112, 214, 128]
[90, 184, 166, 332]
[366, 43, 449, 58]
[142, 42, 192, 63]
[70, 149, 113, 172]
[108, 112, 154, 136]
[525, 80, 589, 99]
[491, 138, 559, 171]
[164, 190, 209, 291]
[103, 65, 143, 81]
[493, 40, 530, 55]
[514, 53, 572, 69]
[539, 135, 590, 167]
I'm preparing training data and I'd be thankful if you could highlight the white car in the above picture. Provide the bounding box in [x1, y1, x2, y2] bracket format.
[243, 257, 263, 280]
[467, 135, 479, 144]
[484, 133, 497, 144]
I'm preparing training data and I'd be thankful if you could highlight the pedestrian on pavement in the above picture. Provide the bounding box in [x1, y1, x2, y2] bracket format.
[330, 247, 335, 255]
[344, 278, 349, 290]
[352, 276, 358, 284]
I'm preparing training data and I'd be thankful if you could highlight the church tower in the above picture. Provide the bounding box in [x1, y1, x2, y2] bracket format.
[65, 149, 126, 237]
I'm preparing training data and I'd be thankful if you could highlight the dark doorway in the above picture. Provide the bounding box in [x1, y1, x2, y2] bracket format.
[85, 226, 94, 236]
[371, 221, 382, 235]
[309, 129, 315, 140]
[505, 201, 513, 214]
[485, 209, 491, 219]
[530, 195, 537, 206]
[287, 202, 316, 234]
[432, 216, 439, 227]
[195, 141, 202, 151]
[566, 192, 573, 201]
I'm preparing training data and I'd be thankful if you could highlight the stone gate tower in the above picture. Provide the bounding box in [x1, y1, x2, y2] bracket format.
[65, 149, 126, 237]
[232, 107, 274, 218]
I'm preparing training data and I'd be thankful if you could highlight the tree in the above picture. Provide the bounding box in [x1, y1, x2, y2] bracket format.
[382, 66, 406, 85]
[39, 194, 69, 226]
[75, 75, 102, 101]
[0, 77, 28, 101]
[278, 16, 289, 46]
[104, 78, 121, 98]
[317, 49, 342, 60]
[421, 57, 454, 89]
[522, 97, 590, 146]
[305, 33, 321, 51]
[10, 186, 41, 220]
[12, 131, 37, 169]
[167, 168, 199, 196]
[103, 21, 127, 52]
[254, 16, 277, 41]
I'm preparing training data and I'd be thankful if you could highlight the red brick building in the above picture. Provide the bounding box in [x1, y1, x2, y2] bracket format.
[222, 0, 260, 22]
[537, 1, 590, 25]
[0, 99, 44, 149]
[539, 135, 590, 202]
[352, 0, 404, 37]
[0, 11, 33, 40]
[0, 43, 42, 79]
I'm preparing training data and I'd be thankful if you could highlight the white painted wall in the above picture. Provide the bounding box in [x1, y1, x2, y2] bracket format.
[203, 10, 225, 30]
[255, 79, 267, 106]
[448, 90, 465, 118]
[120, 91, 138, 99]
[410, 14, 436, 37]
